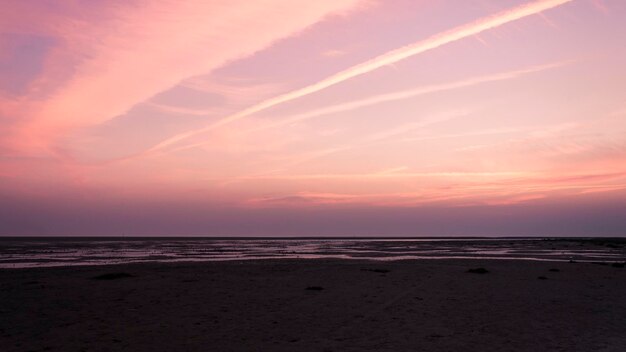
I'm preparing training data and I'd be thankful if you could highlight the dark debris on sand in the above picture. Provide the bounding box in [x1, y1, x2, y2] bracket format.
[467, 268, 489, 274]
[549, 268, 560, 272]
[305, 286, 324, 291]
[361, 268, 390, 274]
[537, 276, 548, 280]
[91, 273, 134, 280]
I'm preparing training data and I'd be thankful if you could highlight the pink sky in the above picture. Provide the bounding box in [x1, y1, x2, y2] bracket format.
[1, 0, 625, 236]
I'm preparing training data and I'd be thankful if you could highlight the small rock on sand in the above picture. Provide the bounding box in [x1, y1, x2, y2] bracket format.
[91, 273, 134, 280]
[305, 286, 324, 291]
[467, 268, 489, 274]
[361, 268, 390, 273]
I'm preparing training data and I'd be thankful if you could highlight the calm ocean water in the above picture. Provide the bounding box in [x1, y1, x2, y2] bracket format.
[0, 237, 624, 268]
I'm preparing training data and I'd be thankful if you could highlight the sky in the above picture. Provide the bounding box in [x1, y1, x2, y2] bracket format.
[1, 0, 625, 237]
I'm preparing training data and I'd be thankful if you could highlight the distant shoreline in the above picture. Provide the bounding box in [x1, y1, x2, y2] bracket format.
[1, 236, 625, 241]
[2, 237, 624, 269]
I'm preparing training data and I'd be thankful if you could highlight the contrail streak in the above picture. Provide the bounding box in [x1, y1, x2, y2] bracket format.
[168, 61, 566, 154]
[148, 0, 573, 153]
[255, 61, 567, 131]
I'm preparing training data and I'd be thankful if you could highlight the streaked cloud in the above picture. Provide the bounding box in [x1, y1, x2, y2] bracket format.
[258, 62, 567, 132]
[150, 0, 573, 152]
[2, 0, 364, 153]
[2, 0, 626, 236]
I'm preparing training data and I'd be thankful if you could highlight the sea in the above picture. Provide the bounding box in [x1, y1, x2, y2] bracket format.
[0, 237, 624, 268]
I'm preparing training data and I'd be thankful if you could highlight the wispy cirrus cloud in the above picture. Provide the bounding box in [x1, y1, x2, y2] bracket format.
[241, 171, 626, 207]
[233, 170, 529, 181]
[257, 61, 568, 131]
[160, 61, 567, 154]
[2, 0, 364, 154]
[149, 0, 574, 153]
[204, 60, 568, 175]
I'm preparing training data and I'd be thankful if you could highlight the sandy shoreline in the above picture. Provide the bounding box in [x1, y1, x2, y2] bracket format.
[1, 259, 625, 351]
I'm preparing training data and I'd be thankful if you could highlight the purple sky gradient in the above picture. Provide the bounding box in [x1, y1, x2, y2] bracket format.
[2, 190, 625, 236]
[1, 0, 625, 236]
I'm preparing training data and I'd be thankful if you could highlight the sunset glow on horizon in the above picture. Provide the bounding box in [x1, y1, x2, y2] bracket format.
[1, 0, 626, 236]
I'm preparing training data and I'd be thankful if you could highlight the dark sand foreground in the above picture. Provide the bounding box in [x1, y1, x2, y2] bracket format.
[1, 259, 625, 351]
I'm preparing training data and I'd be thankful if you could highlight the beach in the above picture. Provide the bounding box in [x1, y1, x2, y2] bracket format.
[3, 1, 626, 351]
[1, 257, 625, 351]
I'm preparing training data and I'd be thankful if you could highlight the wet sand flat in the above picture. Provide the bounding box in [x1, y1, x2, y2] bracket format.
[2, 237, 625, 268]
[1, 259, 626, 351]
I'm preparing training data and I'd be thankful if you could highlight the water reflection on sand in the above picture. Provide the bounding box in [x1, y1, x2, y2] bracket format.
[0, 238, 624, 268]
